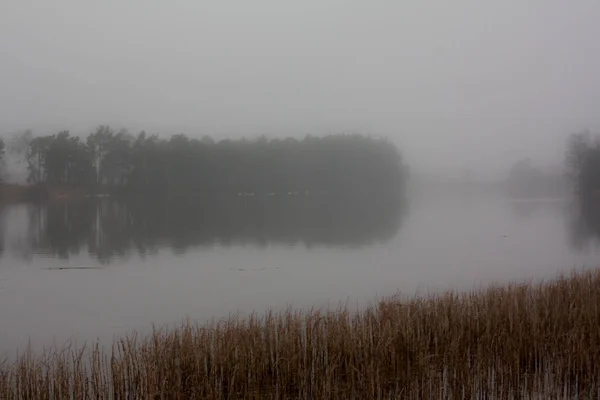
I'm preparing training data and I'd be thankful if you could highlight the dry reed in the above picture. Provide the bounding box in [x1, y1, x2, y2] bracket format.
[1, 269, 600, 399]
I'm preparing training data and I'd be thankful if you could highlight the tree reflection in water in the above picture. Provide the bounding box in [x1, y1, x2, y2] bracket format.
[5, 193, 407, 263]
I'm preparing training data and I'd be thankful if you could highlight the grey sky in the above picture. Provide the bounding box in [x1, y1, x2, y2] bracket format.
[1, 0, 599, 178]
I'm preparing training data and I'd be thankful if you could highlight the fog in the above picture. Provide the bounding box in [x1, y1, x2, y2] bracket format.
[4, 1, 600, 372]
[2, 0, 600, 179]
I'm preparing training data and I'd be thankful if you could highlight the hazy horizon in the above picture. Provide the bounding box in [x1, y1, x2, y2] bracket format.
[2, 0, 600, 179]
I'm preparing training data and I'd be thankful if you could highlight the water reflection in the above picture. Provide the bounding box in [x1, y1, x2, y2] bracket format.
[1, 194, 406, 263]
[505, 198, 600, 253]
[566, 198, 600, 252]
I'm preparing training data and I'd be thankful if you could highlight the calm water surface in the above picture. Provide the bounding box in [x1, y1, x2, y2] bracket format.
[0, 191, 599, 356]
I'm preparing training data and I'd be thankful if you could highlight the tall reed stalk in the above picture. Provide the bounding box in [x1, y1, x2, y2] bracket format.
[1, 269, 600, 399]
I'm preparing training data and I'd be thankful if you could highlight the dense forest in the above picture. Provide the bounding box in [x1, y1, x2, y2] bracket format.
[0, 127, 408, 200]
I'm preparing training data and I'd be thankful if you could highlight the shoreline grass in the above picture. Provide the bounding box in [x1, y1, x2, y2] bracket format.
[2, 270, 600, 399]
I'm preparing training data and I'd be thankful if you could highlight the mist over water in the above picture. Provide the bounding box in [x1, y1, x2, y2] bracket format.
[1, 187, 600, 357]
[2, 3, 600, 380]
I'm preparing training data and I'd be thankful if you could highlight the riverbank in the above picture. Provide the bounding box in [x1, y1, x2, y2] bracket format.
[1, 269, 599, 399]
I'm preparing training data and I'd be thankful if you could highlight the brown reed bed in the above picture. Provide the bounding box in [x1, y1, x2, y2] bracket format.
[1, 269, 600, 399]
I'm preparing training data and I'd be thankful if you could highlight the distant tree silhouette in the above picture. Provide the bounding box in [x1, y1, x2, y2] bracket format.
[566, 132, 589, 184]
[564, 130, 600, 248]
[0, 137, 5, 182]
[506, 158, 565, 199]
[9, 127, 408, 200]
[7, 130, 36, 182]
[1, 127, 410, 260]
[565, 130, 600, 199]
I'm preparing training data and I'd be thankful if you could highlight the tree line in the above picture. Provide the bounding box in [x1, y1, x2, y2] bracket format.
[3, 127, 408, 199]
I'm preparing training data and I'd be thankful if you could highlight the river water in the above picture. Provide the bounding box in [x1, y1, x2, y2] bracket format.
[0, 189, 599, 357]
